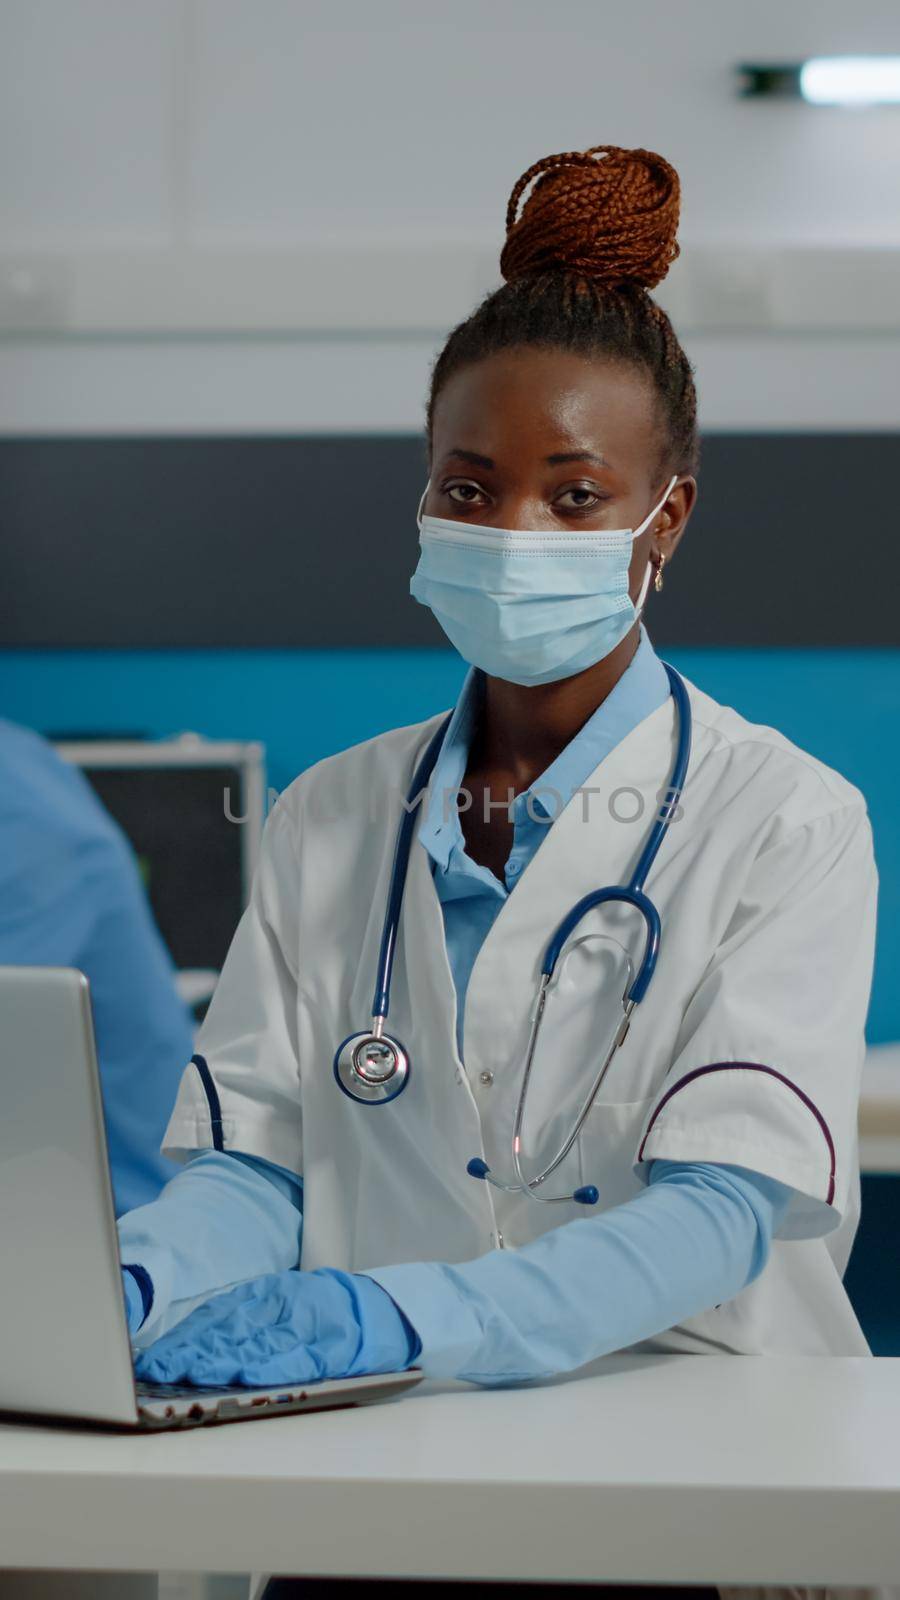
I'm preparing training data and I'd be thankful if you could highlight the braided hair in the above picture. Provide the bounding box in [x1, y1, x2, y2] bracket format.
[425, 144, 698, 478]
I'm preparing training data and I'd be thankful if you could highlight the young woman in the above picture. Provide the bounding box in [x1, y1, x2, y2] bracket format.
[118, 145, 879, 1600]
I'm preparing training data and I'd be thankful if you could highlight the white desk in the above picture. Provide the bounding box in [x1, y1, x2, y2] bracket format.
[1, 1353, 900, 1590]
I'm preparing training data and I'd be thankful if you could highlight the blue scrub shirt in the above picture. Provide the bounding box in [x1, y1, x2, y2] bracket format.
[0, 718, 195, 1214]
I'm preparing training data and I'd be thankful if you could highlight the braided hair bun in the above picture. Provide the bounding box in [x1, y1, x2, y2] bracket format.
[426, 142, 697, 475]
[499, 144, 680, 292]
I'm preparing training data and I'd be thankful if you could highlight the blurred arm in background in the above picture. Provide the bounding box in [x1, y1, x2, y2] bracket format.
[0, 717, 195, 1214]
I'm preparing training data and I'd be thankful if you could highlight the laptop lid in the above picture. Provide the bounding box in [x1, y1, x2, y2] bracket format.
[0, 966, 139, 1425]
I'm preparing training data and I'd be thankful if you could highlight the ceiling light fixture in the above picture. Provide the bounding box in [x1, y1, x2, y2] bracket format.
[738, 56, 900, 106]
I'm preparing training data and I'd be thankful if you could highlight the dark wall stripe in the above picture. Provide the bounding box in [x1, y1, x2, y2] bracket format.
[1, 433, 899, 647]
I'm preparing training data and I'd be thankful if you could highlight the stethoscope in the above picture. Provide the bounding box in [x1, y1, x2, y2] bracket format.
[333, 662, 692, 1209]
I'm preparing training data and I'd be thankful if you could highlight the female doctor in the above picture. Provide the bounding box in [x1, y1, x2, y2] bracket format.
[118, 145, 880, 1600]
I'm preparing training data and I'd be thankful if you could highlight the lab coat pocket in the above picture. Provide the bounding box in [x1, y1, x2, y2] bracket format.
[577, 1095, 657, 1213]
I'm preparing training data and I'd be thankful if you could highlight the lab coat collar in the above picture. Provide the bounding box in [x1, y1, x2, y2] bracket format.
[417, 627, 670, 874]
[525, 625, 670, 820]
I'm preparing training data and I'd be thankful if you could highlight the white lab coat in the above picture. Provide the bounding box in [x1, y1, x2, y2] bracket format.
[162, 676, 888, 1600]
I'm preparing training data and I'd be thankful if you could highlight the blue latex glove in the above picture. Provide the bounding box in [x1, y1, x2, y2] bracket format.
[133, 1268, 422, 1388]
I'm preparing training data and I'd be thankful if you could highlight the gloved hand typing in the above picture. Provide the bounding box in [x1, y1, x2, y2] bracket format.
[132, 1268, 422, 1388]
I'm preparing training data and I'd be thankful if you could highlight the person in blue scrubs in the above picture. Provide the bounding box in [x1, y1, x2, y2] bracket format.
[0, 717, 195, 1214]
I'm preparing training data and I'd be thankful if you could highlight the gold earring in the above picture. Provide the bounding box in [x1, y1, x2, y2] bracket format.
[653, 553, 666, 593]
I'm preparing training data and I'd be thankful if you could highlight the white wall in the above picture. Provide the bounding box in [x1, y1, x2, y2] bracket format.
[2, 0, 900, 433]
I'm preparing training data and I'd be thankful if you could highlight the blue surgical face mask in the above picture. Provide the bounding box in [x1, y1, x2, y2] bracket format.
[409, 474, 677, 686]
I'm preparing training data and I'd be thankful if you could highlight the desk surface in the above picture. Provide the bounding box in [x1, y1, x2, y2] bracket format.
[2, 1353, 900, 1587]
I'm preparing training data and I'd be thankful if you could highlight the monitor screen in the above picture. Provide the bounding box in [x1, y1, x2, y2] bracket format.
[81, 763, 248, 974]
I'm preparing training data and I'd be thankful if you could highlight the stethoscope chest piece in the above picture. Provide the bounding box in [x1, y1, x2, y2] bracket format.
[333, 1029, 410, 1104]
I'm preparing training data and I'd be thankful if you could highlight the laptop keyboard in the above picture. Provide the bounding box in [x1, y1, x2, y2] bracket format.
[135, 1379, 277, 1399]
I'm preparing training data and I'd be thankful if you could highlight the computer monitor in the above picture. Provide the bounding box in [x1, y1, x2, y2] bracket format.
[53, 734, 266, 1015]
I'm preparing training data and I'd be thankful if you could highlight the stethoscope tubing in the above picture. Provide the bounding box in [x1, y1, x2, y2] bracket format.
[336, 662, 692, 1210]
[540, 663, 688, 1001]
[370, 711, 453, 1022]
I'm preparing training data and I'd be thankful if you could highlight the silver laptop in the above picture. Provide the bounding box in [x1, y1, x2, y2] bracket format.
[0, 966, 422, 1430]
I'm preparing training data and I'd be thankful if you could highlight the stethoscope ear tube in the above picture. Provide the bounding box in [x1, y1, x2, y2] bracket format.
[467, 1156, 599, 1207]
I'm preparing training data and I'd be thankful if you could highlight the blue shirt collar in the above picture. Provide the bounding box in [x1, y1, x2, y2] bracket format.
[418, 627, 671, 873]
